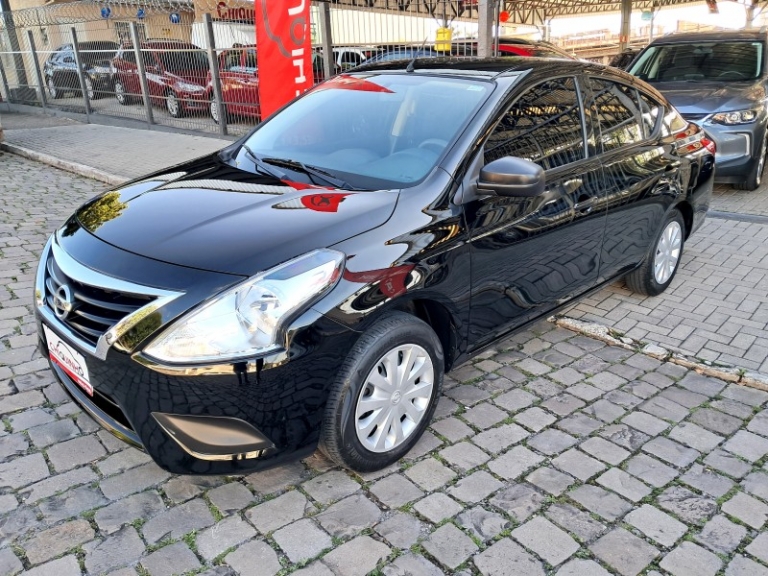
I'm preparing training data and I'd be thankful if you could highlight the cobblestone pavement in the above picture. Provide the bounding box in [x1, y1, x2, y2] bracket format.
[711, 182, 768, 217]
[3, 153, 768, 576]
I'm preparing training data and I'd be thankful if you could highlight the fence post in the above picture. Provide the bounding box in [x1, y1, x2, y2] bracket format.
[0, 56, 11, 108]
[477, 0, 494, 59]
[318, 2, 334, 79]
[203, 13, 227, 136]
[130, 22, 154, 126]
[26, 29, 47, 110]
[70, 27, 92, 121]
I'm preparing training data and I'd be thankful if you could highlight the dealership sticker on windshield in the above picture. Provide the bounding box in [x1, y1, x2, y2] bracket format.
[43, 325, 93, 396]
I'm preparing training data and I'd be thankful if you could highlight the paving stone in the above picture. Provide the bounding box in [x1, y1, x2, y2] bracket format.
[623, 380, 659, 399]
[625, 504, 687, 547]
[556, 559, 611, 576]
[99, 463, 171, 500]
[745, 531, 768, 563]
[551, 448, 606, 481]
[382, 553, 443, 576]
[704, 449, 753, 479]
[516, 358, 552, 376]
[22, 556, 81, 576]
[472, 424, 529, 454]
[565, 382, 603, 402]
[224, 540, 282, 576]
[93, 490, 165, 534]
[196, 516, 257, 562]
[439, 441, 490, 472]
[431, 417, 474, 443]
[599, 424, 649, 451]
[244, 461, 306, 495]
[25, 419, 80, 449]
[722, 491, 768, 529]
[659, 542, 722, 576]
[9, 408, 54, 431]
[0, 390, 45, 415]
[142, 498, 215, 544]
[0, 433, 28, 460]
[557, 413, 602, 437]
[207, 482, 254, 513]
[246, 490, 313, 534]
[639, 396, 689, 422]
[657, 486, 717, 525]
[0, 548, 22, 576]
[712, 399, 754, 419]
[677, 372, 727, 397]
[413, 492, 462, 523]
[405, 457, 457, 491]
[160, 476, 220, 504]
[580, 437, 630, 465]
[659, 386, 708, 409]
[433, 396, 460, 420]
[23, 519, 94, 565]
[374, 511, 425, 549]
[473, 538, 545, 576]
[512, 516, 579, 566]
[38, 485, 107, 524]
[526, 466, 574, 496]
[723, 430, 768, 462]
[690, 408, 743, 436]
[514, 407, 557, 431]
[457, 506, 509, 542]
[587, 371, 627, 391]
[488, 445, 544, 480]
[541, 394, 586, 417]
[668, 422, 724, 453]
[489, 484, 545, 522]
[726, 555, 768, 576]
[625, 353, 661, 371]
[722, 383, 768, 406]
[444, 384, 490, 406]
[608, 364, 643, 381]
[622, 411, 670, 436]
[526, 378, 565, 398]
[447, 470, 503, 503]
[527, 429, 578, 455]
[742, 471, 768, 501]
[462, 402, 507, 429]
[604, 389, 644, 409]
[0, 494, 17, 514]
[680, 463, 734, 498]
[97, 448, 153, 477]
[545, 503, 606, 543]
[642, 437, 700, 468]
[422, 523, 478, 571]
[696, 515, 747, 554]
[494, 389, 536, 412]
[583, 399, 626, 423]
[321, 536, 390, 576]
[45, 434, 106, 472]
[273, 519, 331, 563]
[84, 526, 145, 575]
[596, 468, 651, 502]
[141, 542, 201, 576]
[302, 470, 360, 505]
[569, 485, 632, 522]
[370, 474, 424, 508]
[590, 528, 659, 576]
[0, 453, 49, 489]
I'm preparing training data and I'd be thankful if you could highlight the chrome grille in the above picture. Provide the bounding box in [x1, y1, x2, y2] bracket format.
[44, 255, 155, 345]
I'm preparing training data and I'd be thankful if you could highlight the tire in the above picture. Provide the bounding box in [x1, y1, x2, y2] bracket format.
[46, 76, 60, 100]
[114, 80, 130, 105]
[736, 136, 767, 191]
[83, 77, 96, 101]
[210, 95, 225, 124]
[625, 209, 685, 296]
[320, 312, 444, 472]
[166, 91, 183, 118]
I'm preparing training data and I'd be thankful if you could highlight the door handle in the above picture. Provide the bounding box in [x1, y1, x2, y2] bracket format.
[574, 195, 596, 215]
[562, 178, 583, 194]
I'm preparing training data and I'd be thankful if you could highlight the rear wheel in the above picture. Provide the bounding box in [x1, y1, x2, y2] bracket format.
[210, 96, 225, 124]
[625, 209, 685, 296]
[737, 136, 768, 191]
[114, 80, 130, 105]
[320, 312, 444, 472]
[166, 91, 183, 118]
[84, 77, 96, 100]
[46, 76, 60, 100]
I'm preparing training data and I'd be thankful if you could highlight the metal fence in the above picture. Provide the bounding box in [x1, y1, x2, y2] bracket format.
[0, 0, 494, 138]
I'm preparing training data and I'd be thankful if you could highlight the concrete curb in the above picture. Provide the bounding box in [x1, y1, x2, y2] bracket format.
[552, 315, 768, 392]
[1, 142, 128, 186]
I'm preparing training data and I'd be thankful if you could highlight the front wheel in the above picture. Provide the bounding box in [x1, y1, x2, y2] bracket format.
[210, 95, 225, 124]
[46, 76, 60, 99]
[166, 91, 183, 118]
[320, 312, 444, 472]
[114, 80, 130, 105]
[625, 209, 685, 296]
[737, 136, 768, 191]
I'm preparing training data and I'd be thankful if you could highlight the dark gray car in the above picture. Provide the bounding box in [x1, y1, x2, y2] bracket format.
[628, 30, 768, 190]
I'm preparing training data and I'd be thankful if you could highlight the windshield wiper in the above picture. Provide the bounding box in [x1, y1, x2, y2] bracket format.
[262, 157, 357, 190]
[240, 144, 286, 181]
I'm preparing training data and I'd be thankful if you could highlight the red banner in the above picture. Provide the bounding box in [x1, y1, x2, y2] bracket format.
[255, 0, 313, 119]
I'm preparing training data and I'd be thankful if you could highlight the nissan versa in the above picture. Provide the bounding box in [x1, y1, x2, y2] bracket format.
[35, 58, 714, 475]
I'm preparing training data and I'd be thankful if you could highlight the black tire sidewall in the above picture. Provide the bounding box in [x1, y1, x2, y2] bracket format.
[325, 313, 444, 471]
[647, 210, 685, 293]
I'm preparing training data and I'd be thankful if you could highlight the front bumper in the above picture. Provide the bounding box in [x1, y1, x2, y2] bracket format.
[36, 232, 357, 474]
[177, 90, 208, 111]
[694, 120, 765, 181]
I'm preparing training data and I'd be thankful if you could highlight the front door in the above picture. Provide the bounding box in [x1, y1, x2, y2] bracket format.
[465, 75, 607, 350]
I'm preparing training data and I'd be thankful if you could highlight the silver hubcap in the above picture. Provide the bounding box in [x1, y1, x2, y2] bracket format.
[654, 221, 682, 285]
[355, 344, 434, 453]
[47, 78, 55, 96]
[167, 93, 178, 115]
[210, 99, 218, 122]
[85, 78, 94, 99]
[115, 82, 124, 102]
[757, 138, 767, 186]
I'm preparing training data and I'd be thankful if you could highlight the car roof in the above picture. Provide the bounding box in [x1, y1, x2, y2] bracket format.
[649, 30, 766, 45]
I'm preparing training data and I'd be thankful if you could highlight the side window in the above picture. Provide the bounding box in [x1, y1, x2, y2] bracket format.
[121, 50, 137, 64]
[142, 51, 158, 69]
[636, 91, 663, 138]
[588, 78, 644, 152]
[222, 50, 243, 72]
[62, 51, 76, 64]
[485, 76, 586, 170]
[244, 50, 257, 72]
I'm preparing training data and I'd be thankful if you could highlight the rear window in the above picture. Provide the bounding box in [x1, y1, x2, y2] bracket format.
[629, 41, 764, 83]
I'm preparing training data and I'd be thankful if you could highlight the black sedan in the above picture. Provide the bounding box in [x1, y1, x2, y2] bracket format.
[35, 58, 714, 475]
[43, 41, 119, 100]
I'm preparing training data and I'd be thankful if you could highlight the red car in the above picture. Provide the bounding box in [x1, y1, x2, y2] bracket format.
[452, 37, 575, 59]
[112, 40, 209, 118]
[206, 46, 335, 124]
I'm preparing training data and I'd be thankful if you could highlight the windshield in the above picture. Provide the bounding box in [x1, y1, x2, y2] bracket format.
[629, 41, 764, 83]
[239, 73, 493, 189]
[160, 50, 209, 72]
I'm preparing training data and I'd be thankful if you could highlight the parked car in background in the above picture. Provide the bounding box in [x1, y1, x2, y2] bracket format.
[362, 47, 439, 64]
[112, 40, 209, 118]
[609, 48, 640, 70]
[36, 57, 713, 475]
[44, 41, 119, 100]
[451, 37, 575, 59]
[628, 30, 768, 190]
[332, 46, 377, 71]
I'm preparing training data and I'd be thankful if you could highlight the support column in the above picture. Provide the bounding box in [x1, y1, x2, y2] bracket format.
[619, 0, 632, 52]
[477, 0, 494, 58]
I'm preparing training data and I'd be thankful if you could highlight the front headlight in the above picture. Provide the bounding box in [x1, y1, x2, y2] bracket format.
[143, 249, 344, 364]
[711, 109, 760, 125]
[176, 81, 205, 94]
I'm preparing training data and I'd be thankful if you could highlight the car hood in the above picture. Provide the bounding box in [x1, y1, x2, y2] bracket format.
[70, 154, 399, 276]
[654, 80, 766, 115]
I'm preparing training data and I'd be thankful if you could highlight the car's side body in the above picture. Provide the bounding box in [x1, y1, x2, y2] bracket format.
[43, 41, 119, 98]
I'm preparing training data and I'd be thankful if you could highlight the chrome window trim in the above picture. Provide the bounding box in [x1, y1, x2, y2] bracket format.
[35, 234, 184, 361]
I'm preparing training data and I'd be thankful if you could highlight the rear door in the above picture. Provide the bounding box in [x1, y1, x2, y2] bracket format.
[466, 75, 607, 349]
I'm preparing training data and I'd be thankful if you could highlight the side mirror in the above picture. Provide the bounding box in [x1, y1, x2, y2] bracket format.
[478, 157, 546, 197]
